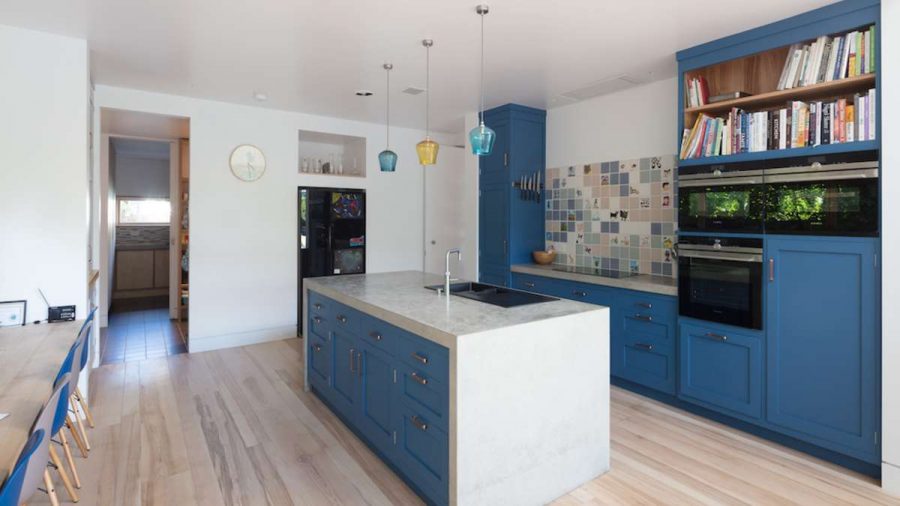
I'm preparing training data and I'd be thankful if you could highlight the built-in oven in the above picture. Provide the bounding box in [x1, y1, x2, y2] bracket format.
[678, 236, 764, 330]
[678, 167, 765, 234]
[764, 159, 879, 236]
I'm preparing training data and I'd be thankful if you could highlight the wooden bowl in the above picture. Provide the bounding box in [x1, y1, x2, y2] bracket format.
[532, 250, 556, 265]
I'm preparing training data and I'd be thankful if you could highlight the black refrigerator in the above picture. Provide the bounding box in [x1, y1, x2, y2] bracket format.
[298, 187, 366, 335]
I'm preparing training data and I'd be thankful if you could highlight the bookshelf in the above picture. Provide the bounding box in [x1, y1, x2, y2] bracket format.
[676, 0, 880, 165]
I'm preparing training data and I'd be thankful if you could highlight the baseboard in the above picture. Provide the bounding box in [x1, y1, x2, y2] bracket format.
[884, 462, 900, 496]
[187, 324, 295, 353]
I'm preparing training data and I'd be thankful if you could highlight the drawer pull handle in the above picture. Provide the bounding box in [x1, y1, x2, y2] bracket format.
[633, 314, 653, 322]
[313, 316, 322, 324]
[524, 282, 535, 288]
[573, 290, 587, 297]
[411, 352, 429, 365]
[636, 302, 652, 309]
[411, 415, 428, 432]
[312, 344, 322, 352]
[313, 303, 323, 310]
[369, 331, 383, 341]
[635, 342, 653, 351]
[705, 332, 728, 342]
[336, 315, 348, 323]
[349, 348, 356, 372]
[410, 372, 429, 385]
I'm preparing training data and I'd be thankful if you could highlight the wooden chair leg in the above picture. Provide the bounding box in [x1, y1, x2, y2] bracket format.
[59, 430, 81, 488]
[74, 387, 95, 429]
[66, 416, 88, 458]
[43, 469, 61, 506]
[70, 398, 91, 451]
[48, 445, 79, 503]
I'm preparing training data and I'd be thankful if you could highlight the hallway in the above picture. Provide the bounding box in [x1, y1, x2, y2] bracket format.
[101, 296, 187, 364]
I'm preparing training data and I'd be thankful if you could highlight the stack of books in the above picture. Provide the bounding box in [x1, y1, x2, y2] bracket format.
[685, 76, 709, 107]
[776, 25, 876, 90]
[679, 88, 876, 159]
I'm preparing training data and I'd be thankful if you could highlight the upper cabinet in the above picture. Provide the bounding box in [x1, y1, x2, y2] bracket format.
[675, 0, 880, 166]
[478, 104, 546, 286]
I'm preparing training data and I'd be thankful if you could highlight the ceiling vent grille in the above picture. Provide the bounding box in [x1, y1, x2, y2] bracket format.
[560, 74, 643, 102]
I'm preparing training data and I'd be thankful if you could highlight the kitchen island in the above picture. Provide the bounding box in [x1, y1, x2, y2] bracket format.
[303, 271, 609, 506]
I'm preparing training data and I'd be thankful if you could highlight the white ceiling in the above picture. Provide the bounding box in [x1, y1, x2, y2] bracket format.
[3, 0, 834, 132]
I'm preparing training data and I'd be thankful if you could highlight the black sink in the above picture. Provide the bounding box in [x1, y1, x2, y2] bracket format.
[424, 282, 558, 308]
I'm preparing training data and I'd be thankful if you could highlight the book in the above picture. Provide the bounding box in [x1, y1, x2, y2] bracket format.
[816, 37, 833, 83]
[777, 44, 799, 90]
[822, 102, 831, 145]
[784, 47, 803, 90]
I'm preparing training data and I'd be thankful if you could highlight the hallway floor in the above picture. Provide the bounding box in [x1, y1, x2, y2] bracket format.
[101, 296, 187, 365]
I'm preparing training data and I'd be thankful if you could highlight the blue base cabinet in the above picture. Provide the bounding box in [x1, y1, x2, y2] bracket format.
[765, 236, 880, 463]
[308, 294, 450, 506]
[679, 320, 763, 420]
[479, 105, 546, 286]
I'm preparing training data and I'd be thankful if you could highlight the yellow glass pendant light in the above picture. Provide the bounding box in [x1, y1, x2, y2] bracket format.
[416, 39, 439, 166]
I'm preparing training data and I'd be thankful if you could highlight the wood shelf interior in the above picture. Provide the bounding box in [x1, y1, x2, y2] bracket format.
[298, 130, 367, 177]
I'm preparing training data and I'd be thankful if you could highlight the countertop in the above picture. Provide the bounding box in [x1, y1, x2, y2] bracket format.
[0, 320, 82, 482]
[304, 271, 604, 349]
[511, 263, 678, 297]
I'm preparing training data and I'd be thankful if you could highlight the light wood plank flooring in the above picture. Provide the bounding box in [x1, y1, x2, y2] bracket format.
[27, 339, 899, 505]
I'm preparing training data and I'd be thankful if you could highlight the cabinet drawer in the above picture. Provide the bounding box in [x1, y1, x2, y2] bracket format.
[396, 402, 449, 506]
[308, 292, 331, 320]
[308, 313, 330, 337]
[331, 303, 362, 335]
[619, 291, 676, 321]
[397, 333, 449, 385]
[398, 363, 449, 432]
[511, 273, 558, 295]
[619, 313, 675, 347]
[679, 322, 762, 420]
[307, 332, 331, 384]
[359, 314, 398, 355]
[613, 337, 676, 394]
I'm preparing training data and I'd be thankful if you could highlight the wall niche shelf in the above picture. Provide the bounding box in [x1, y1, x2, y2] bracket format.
[298, 130, 366, 177]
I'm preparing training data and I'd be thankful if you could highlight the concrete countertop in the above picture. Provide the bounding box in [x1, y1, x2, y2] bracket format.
[303, 270, 604, 349]
[511, 263, 678, 296]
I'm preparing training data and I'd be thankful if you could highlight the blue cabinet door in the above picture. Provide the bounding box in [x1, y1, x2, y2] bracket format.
[765, 236, 879, 462]
[479, 117, 509, 186]
[358, 339, 396, 458]
[479, 183, 509, 286]
[679, 321, 763, 420]
[330, 330, 360, 421]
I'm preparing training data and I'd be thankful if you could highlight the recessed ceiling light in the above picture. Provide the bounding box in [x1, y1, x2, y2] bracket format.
[356, 90, 374, 97]
[253, 91, 268, 102]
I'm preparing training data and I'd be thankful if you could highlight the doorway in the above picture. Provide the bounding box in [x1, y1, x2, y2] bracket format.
[98, 108, 190, 363]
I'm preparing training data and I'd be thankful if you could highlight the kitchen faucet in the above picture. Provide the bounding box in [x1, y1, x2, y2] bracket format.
[445, 248, 462, 296]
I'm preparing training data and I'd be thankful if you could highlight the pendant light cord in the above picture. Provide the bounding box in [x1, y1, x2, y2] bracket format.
[386, 66, 390, 148]
[480, 11, 485, 125]
[426, 44, 431, 138]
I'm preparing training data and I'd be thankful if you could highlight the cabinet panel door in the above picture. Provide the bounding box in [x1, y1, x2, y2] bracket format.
[153, 249, 169, 288]
[479, 183, 509, 285]
[330, 331, 359, 420]
[479, 119, 509, 186]
[308, 332, 331, 385]
[115, 250, 154, 290]
[679, 322, 762, 419]
[358, 341, 396, 457]
[766, 237, 879, 461]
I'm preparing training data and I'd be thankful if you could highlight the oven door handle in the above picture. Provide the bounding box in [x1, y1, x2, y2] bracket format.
[679, 250, 762, 263]
[679, 176, 763, 188]
[765, 168, 878, 184]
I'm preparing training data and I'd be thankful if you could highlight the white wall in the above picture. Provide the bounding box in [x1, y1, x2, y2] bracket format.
[94, 85, 460, 351]
[0, 24, 89, 321]
[881, 0, 900, 494]
[114, 154, 170, 198]
[546, 78, 678, 167]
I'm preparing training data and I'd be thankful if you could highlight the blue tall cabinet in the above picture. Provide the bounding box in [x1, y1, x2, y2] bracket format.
[479, 104, 546, 286]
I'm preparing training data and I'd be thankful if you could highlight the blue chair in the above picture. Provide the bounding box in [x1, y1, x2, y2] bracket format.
[67, 309, 97, 454]
[30, 373, 79, 503]
[0, 430, 46, 506]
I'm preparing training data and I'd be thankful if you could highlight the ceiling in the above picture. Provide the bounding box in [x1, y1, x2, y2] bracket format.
[3, 0, 834, 132]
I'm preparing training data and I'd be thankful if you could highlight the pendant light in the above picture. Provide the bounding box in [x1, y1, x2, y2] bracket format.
[469, 4, 496, 156]
[416, 39, 439, 166]
[379, 63, 398, 172]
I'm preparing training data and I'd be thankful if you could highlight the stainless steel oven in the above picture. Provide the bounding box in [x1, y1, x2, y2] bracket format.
[678, 236, 764, 330]
[678, 168, 765, 234]
[764, 160, 879, 236]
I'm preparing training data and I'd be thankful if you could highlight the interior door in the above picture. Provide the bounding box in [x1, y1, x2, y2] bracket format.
[424, 146, 472, 279]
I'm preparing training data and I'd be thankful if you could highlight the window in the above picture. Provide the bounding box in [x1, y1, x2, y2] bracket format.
[118, 197, 171, 225]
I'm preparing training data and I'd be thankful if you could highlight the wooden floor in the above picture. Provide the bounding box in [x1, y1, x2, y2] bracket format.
[27, 339, 899, 505]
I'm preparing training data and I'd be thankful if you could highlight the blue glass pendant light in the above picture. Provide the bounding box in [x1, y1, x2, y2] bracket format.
[379, 63, 398, 172]
[469, 4, 495, 156]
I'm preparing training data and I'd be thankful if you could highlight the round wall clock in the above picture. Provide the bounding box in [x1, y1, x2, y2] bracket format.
[229, 144, 266, 182]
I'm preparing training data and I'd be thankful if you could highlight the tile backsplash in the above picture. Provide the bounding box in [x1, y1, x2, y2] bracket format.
[545, 154, 678, 277]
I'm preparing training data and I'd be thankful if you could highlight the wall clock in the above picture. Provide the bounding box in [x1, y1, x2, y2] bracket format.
[229, 144, 266, 182]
